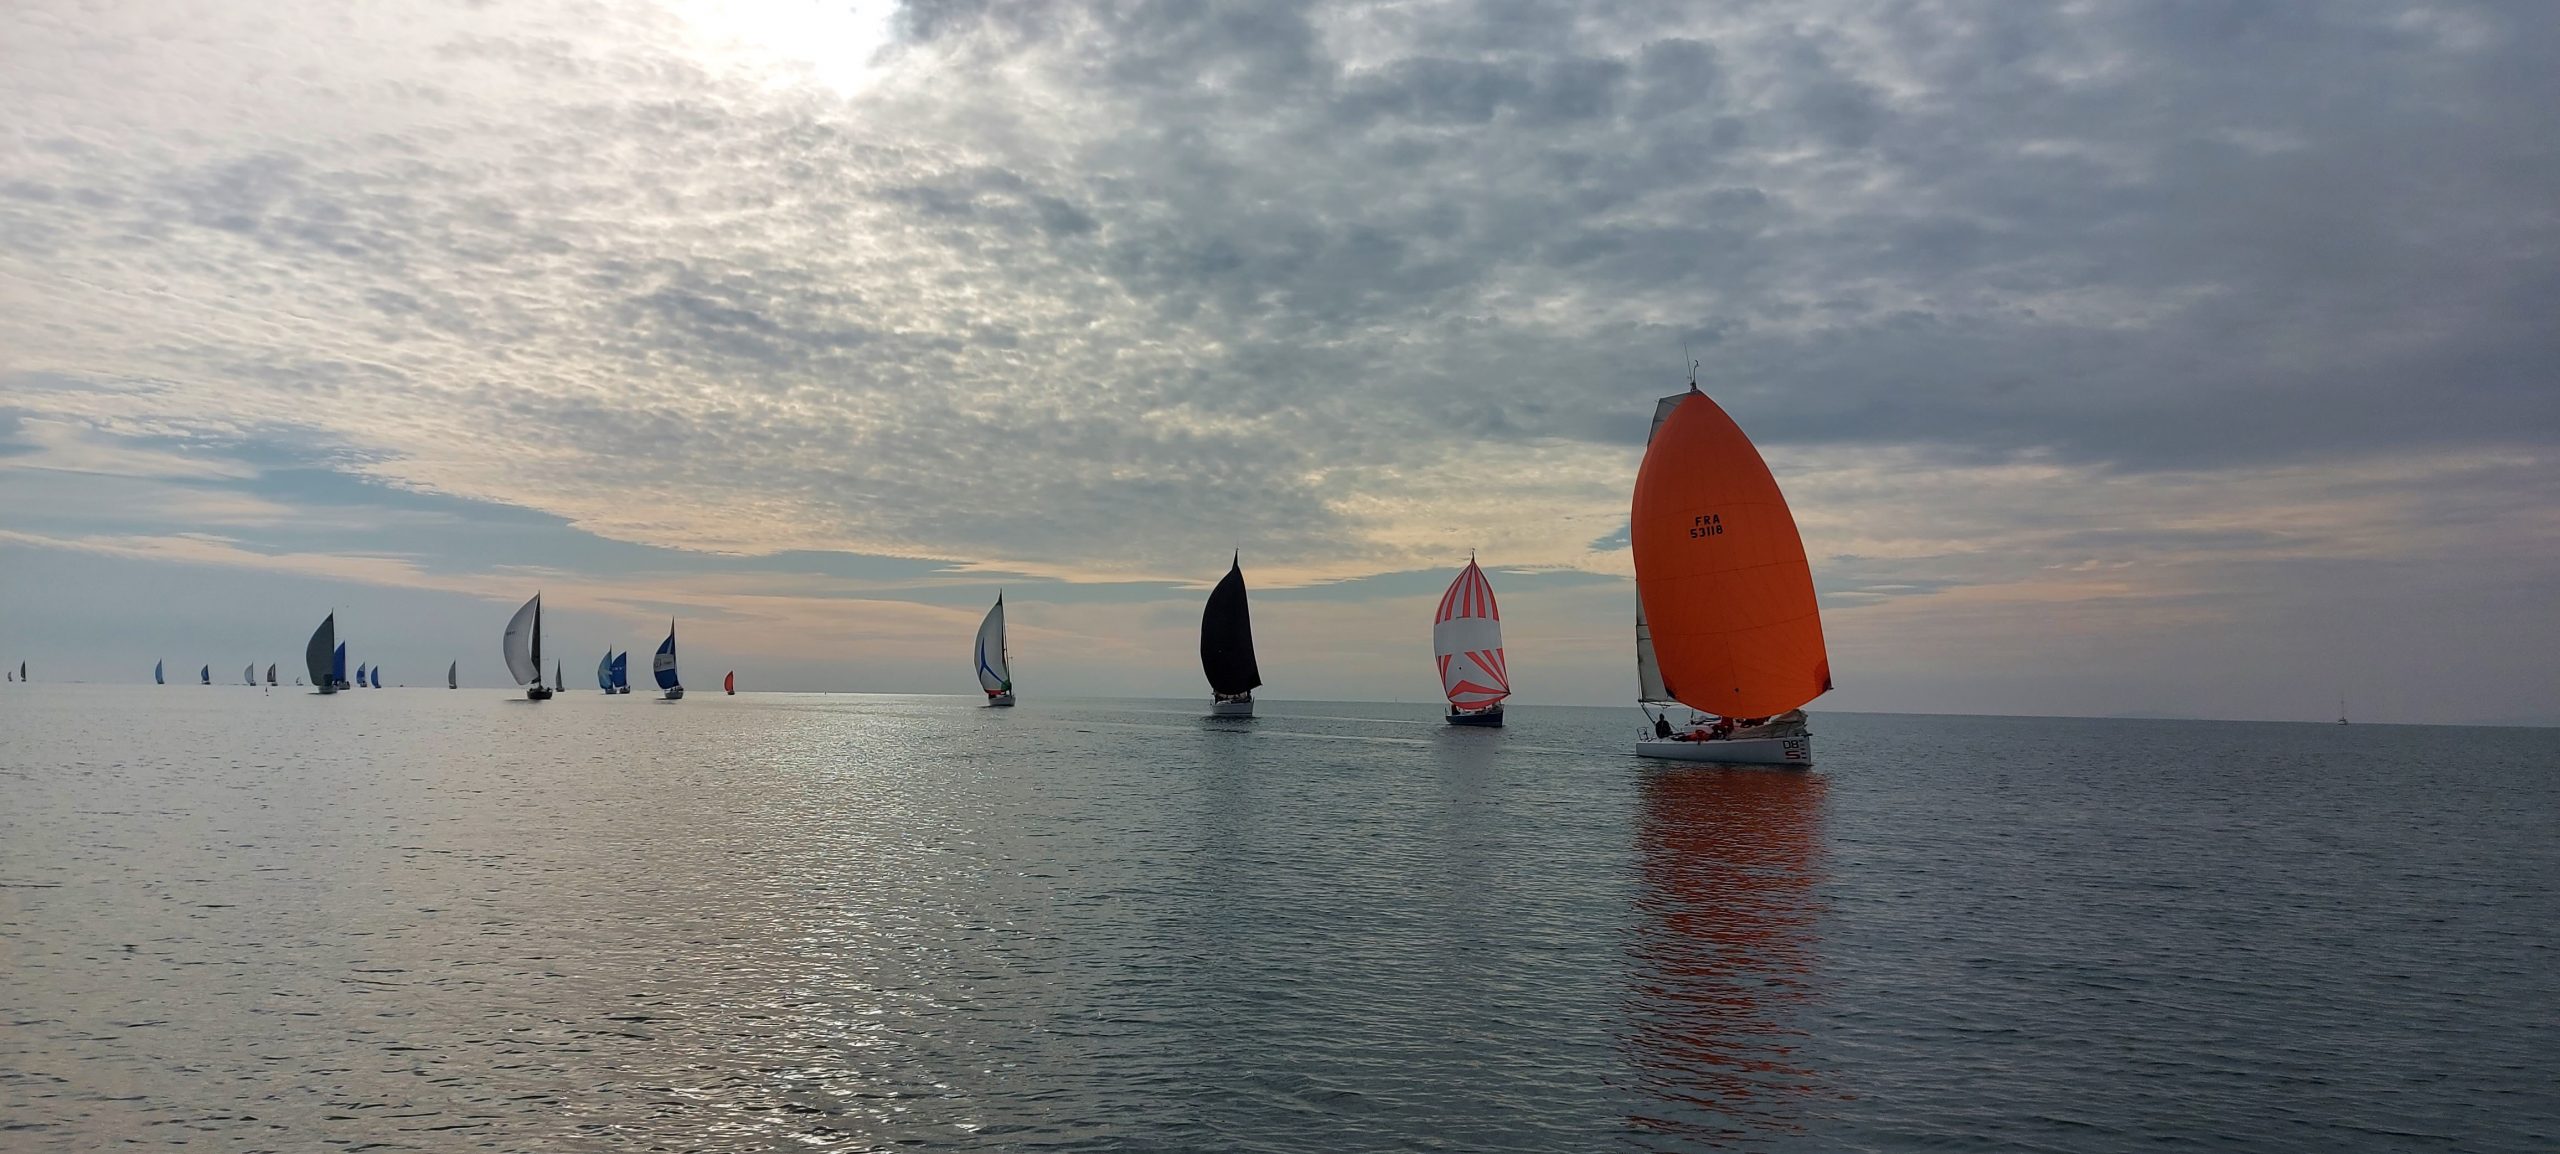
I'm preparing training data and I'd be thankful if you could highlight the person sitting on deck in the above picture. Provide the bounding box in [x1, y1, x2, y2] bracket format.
[1653, 714, 1674, 739]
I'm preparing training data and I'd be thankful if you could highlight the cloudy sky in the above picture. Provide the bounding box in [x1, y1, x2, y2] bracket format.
[2, 0, 2553, 721]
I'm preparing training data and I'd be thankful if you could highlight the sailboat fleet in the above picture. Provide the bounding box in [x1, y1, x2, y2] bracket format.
[77, 377, 1858, 765]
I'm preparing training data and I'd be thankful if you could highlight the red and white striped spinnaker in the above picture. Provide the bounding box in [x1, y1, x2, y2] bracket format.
[1434, 558, 1509, 708]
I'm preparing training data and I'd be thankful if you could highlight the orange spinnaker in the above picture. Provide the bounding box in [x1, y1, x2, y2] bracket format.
[1631, 390, 1831, 717]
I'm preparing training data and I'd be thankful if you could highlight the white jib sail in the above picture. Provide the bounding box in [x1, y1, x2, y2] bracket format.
[975, 597, 1010, 692]
[501, 594, 541, 685]
[1434, 561, 1509, 708]
[1633, 392, 1684, 706]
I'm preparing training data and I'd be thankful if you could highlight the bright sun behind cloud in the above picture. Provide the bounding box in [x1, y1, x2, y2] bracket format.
[664, 0, 899, 94]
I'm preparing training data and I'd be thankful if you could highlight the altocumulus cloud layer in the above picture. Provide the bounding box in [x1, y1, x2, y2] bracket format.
[2, 0, 2555, 718]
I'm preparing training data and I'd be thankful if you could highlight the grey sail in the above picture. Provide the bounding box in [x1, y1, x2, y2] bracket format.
[305, 614, 336, 692]
[502, 594, 541, 685]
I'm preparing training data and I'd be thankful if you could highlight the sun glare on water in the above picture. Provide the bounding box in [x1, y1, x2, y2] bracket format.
[665, 0, 900, 94]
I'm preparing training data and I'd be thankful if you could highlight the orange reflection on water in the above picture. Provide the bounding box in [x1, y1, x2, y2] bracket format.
[1622, 767, 1830, 1142]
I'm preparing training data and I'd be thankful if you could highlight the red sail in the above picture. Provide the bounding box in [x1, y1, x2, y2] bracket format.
[1631, 390, 1830, 717]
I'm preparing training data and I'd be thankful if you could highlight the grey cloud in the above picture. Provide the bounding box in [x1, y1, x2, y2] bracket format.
[1, 0, 2554, 582]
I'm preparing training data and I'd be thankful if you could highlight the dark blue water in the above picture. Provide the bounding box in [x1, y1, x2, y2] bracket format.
[1, 688, 2552, 1150]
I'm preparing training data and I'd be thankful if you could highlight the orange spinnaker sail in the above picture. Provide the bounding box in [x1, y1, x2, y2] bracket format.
[1631, 389, 1830, 717]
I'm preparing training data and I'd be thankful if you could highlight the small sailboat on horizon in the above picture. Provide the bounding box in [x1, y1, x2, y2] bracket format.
[504, 593, 553, 701]
[242, 664, 257, 686]
[265, 663, 277, 687]
[976, 593, 1015, 706]
[724, 670, 735, 695]
[198, 663, 210, 686]
[1201, 553, 1261, 717]
[1435, 556, 1510, 727]
[154, 659, 164, 685]
[447, 660, 458, 690]
[332, 642, 348, 691]
[653, 619, 684, 700]
[610, 651, 630, 694]
[1630, 374, 1830, 766]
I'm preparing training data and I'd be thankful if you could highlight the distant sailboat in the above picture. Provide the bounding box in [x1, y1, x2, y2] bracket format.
[977, 593, 1015, 706]
[610, 651, 629, 694]
[355, 663, 369, 689]
[199, 664, 211, 686]
[654, 620, 684, 700]
[332, 642, 348, 691]
[243, 664, 257, 686]
[308, 615, 336, 695]
[154, 659, 164, 685]
[448, 660, 458, 690]
[1201, 553, 1261, 717]
[265, 663, 277, 686]
[504, 593, 553, 701]
[2338, 694, 2350, 725]
[1435, 557, 1509, 726]
[724, 670, 735, 695]
[596, 651, 613, 693]
[373, 665, 385, 688]
[1630, 375, 1828, 765]
[553, 661, 563, 693]
[17, 661, 25, 682]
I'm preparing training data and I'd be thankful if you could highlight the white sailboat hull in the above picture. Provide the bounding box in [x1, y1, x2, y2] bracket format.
[1210, 697, 1255, 717]
[1633, 734, 1813, 766]
[986, 692, 1015, 707]
[663, 687, 684, 700]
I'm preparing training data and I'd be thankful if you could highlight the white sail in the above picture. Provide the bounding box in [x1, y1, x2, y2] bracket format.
[1633, 392, 1684, 705]
[975, 596, 1011, 693]
[501, 594, 541, 685]
[243, 664, 256, 685]
[1433, 560, 1509, 708]
[1635, 607, 1671, 704]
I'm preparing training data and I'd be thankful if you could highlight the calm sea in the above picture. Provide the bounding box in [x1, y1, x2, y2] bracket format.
[1, 687, 2552, 1151]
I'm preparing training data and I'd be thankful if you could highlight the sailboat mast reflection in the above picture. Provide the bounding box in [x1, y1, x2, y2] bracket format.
[1623, 768, 1831, 1140]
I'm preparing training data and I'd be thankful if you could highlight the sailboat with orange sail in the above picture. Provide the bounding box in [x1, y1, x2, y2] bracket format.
[1630, 372, 1830, 765]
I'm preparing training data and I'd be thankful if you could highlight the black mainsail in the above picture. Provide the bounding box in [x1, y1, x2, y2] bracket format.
[1199, 554, 1262, 698]
[305, 614, 336, 694]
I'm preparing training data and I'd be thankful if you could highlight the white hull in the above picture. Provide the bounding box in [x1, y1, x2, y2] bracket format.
[987, 692, 1015, 707]
[1633, 734, 1812, 766]
[1210, 698, 1255, 717]
[663, 687, 684, 700]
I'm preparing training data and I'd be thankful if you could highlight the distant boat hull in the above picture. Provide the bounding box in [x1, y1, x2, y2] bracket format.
[1633, 734, 1811, 766]
[986, 692, 1015, 707]
[1447, 704, 1504, 727]
[1210, 697, 1255, 717]
[663, 687, 684, 700]
[526, 685, 553, 701]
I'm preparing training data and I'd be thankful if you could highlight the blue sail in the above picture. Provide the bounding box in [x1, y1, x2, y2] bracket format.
[199, 664, 210, 684]
[154, 659, 164, 684]
[332, 643, 347, 688]
[597, 651, 613, 692]
[653, 624, 679, 690]
[610, 652, 628, 691]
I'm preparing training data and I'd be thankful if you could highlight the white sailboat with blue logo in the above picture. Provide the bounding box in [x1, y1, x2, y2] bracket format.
[976, 593, 1014, 706]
